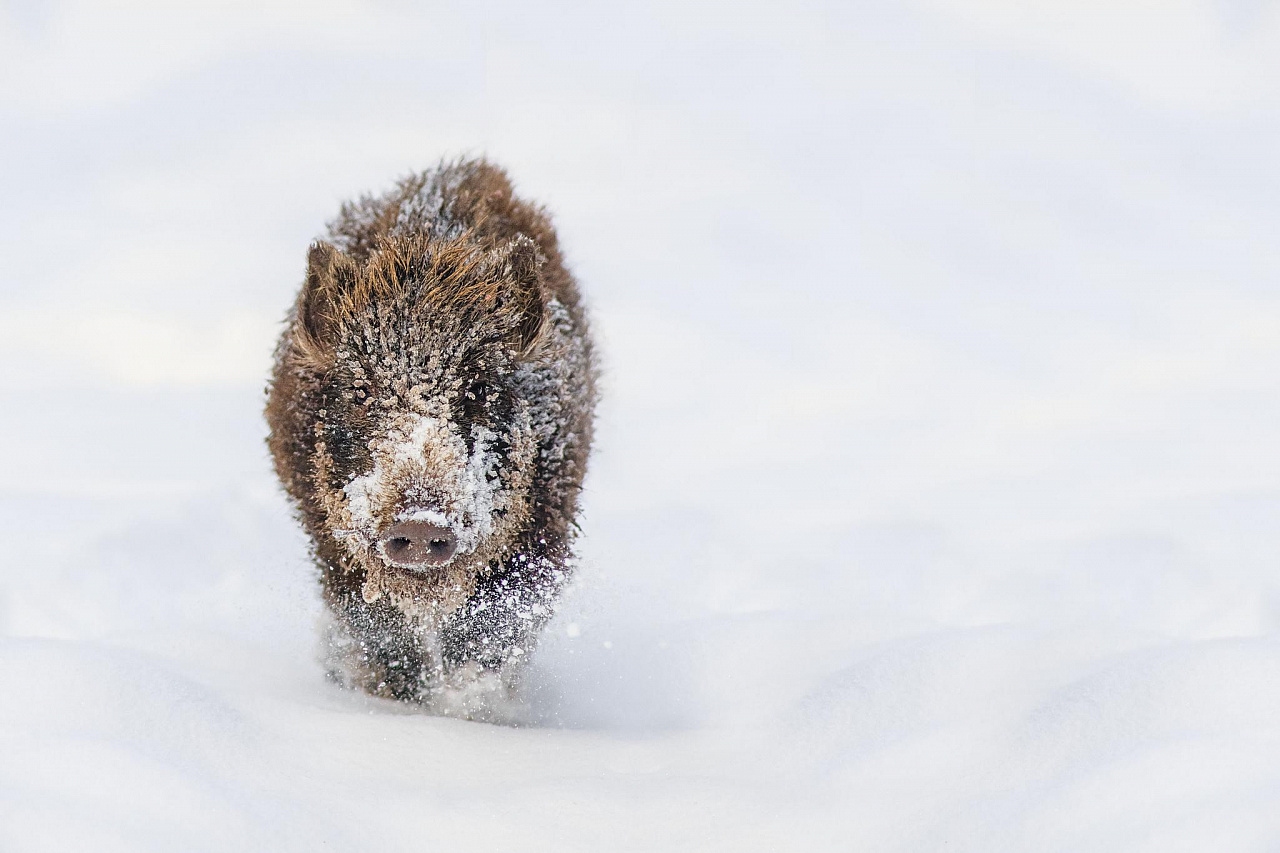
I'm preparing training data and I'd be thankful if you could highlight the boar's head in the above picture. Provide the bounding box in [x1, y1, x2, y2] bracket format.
[285, 233, 548, 614]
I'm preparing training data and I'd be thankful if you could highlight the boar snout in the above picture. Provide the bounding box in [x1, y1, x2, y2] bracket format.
[377, 520, 458, 570]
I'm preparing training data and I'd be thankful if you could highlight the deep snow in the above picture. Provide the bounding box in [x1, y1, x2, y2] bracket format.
[2, 1, 1280, 850]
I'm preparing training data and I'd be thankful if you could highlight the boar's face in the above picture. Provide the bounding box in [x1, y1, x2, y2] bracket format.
[294, 236, 546, 612]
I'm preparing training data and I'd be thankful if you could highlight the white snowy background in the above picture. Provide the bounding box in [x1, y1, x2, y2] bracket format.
[2, 0, 1280, 850]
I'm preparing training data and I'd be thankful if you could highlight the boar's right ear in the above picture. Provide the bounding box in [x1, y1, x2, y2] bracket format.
[297, 242, 358, 353]
[491, 235, 546, 356]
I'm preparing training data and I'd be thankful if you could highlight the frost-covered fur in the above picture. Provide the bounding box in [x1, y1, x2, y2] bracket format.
[266, 159, 597, 712]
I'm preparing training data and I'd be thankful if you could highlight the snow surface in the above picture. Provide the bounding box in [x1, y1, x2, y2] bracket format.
[3, 1, 1280, 850]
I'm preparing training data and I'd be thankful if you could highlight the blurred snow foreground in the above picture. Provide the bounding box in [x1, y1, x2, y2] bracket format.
[3, 0, 1280, 850]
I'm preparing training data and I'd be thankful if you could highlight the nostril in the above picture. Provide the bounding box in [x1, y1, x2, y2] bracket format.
[385, 537, 413, 558]
[426, 534, 457, 562]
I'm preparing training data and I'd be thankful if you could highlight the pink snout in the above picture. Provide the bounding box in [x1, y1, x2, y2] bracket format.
[377, 520, 458, 569]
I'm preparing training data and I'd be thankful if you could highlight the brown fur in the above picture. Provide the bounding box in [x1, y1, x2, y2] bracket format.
[266, 158, 597, 712]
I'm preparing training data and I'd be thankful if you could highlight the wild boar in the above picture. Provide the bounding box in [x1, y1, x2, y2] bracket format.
[266, 158, 597, 713]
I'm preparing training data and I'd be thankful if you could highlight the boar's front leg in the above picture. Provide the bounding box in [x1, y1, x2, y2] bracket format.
[438, 558, 564, 676]
[324, 591, 435, 703]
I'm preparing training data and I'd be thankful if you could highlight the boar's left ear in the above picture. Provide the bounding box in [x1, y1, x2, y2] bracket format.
[298, 242, 359, 352]
[492, 235, 546, 355]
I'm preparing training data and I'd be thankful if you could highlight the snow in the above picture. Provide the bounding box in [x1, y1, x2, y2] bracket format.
[3, 0, 1280, 850]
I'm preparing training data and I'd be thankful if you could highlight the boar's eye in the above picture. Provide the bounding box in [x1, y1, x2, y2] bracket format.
[459, 380, 491, 424]
[326, 422, 360, 469]
[320, 403, 372, 485]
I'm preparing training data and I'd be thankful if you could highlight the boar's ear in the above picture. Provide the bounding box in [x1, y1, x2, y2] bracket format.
[492, 235, 546, 356]
[298, 242, 358, 350]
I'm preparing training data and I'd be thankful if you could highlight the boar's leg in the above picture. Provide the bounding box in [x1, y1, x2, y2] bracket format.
[438, 560, 562, 675]
[324, 590, 434, 703]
